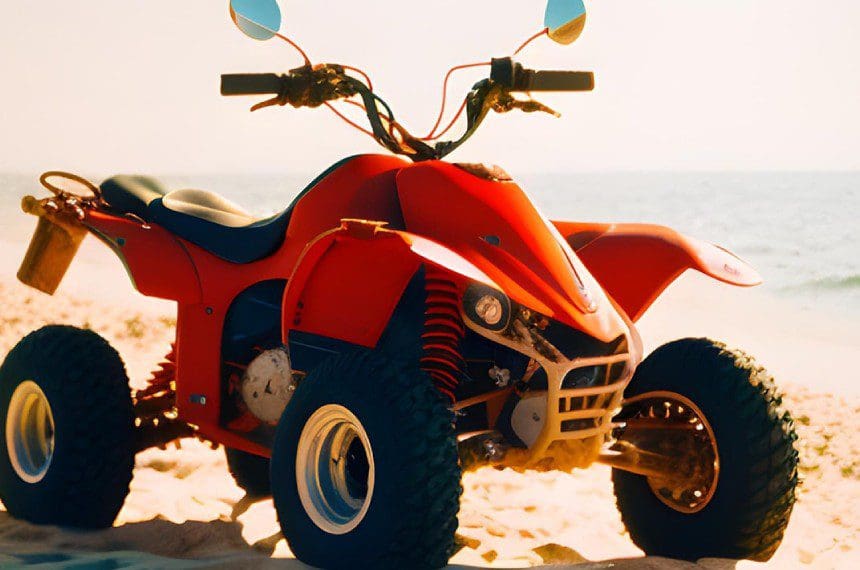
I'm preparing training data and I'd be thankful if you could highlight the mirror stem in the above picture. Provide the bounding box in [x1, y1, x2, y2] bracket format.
[274, 32, 312, 66]
[512, 28, 549, 56]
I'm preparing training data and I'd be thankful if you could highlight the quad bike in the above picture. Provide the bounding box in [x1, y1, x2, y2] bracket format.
[0, 1, 798, 568]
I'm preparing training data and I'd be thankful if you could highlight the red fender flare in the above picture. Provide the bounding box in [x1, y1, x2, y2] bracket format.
[281, 219, 498, 348]
[553, 221, 761, 322]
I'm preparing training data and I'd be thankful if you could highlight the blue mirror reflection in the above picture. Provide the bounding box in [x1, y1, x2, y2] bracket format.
[230, 0, 281, 41]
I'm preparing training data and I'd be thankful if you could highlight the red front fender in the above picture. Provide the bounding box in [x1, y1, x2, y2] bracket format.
[395, 161, 628, 343]
[281, 220, 500, 348]
[553, 221, 761, 322]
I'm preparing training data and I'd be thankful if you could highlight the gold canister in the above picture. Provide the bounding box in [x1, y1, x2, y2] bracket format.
[17, 196, 87, 295]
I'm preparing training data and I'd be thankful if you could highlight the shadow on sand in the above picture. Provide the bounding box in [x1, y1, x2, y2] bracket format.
[0, 510, 741, 569]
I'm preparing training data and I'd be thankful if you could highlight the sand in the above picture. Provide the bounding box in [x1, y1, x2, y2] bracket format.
[0, 247, 857, 569]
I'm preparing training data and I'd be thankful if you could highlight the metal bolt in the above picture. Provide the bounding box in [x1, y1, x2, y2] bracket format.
[489, 366, 511, 387]
[483, 441, 497, 458]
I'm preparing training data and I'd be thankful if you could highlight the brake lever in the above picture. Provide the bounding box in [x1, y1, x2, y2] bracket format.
[250, 64, 361, 112]
[490, 89, 560, 118]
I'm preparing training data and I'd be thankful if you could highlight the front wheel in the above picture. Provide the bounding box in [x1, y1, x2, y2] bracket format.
[271, 351, 461, 569]
[612, 338, 798, 561]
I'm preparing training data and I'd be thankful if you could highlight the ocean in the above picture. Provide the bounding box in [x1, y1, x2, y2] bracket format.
[1, 170, 857, 317]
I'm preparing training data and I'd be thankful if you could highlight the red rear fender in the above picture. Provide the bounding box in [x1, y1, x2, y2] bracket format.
[85, 210, 201, 303]
[553, 221, 761, 322]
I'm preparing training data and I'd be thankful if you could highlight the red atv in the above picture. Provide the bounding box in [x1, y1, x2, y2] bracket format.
[0, 1, 798, 568]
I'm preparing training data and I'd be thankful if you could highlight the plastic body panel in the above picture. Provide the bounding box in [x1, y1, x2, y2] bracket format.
[84, 210, 201, 303]
[78, 154, 759, 459]
[283, 154, 408, 262]
[85, 155, 410, 453]
[280, 220, 501, 351]
[396, 161, 629, 343]
[553, 221, 762, 322]
[282, 225, 423, 348]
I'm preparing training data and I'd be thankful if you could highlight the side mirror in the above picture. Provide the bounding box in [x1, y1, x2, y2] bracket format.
[230, 0, 281, 41]
[544, 0, 587, 45]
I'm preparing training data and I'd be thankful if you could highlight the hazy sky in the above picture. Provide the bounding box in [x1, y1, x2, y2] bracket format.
[1, 1, 858, 175]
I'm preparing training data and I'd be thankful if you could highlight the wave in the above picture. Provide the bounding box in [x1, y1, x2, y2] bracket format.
[785, 275, 860, 292]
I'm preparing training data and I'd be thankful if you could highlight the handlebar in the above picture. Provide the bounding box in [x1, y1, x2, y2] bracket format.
[221, 57, 593, 161]
[221, 65, 362, 111]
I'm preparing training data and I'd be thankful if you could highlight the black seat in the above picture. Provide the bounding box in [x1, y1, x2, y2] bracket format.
[100, 157, 358, 264]
[100, 175, 291, 264]
[99, 175, 168, 219]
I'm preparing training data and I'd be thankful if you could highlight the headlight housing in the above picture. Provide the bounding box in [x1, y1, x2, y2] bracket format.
[463, 284, 511, 332]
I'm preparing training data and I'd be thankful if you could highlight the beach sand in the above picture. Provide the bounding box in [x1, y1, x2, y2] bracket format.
[0, 245, 857, 568]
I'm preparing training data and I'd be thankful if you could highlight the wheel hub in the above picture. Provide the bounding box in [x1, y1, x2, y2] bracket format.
[5, 380, 55, 484]
[296, 404, 375, 534]
[609, 391, 719, 513]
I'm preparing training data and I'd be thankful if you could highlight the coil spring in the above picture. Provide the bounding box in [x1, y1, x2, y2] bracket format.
[421, 267, 466, 402]
[136, 344, 176, 402]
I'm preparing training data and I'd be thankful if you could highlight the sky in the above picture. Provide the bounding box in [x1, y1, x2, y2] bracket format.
[1, 1, 858, 176]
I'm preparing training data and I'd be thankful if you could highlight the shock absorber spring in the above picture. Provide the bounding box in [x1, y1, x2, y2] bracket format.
[136, 344, 176, 402]
[421, 266, 466, 402]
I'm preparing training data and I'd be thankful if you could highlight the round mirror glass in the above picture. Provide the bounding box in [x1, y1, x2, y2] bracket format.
[230, 0, 281, 41]
[544, 0, 587, 45]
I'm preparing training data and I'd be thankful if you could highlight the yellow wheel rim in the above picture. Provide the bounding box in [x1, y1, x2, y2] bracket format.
[5, 381, 55, 484]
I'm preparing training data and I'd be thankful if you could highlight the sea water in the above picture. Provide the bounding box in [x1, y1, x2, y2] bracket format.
[1, 170, 857, 317]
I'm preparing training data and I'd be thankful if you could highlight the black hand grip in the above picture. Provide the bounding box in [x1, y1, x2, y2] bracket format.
[490, 58, 594, 92]
[519, 70, 594, 92]
[220, 73, 283, 96]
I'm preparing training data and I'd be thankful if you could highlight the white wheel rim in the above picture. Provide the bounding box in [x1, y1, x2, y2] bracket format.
[5, 380, 55, 484]
[296, 404, 375, 534]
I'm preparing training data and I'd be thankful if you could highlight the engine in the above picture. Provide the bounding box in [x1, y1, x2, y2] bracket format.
[240, 347, 297, 424]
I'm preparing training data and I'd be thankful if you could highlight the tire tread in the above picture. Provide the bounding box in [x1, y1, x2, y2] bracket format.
[613, 338, 798, 561]
[273, 350, 461, 569]
[0, 325, 135, 528]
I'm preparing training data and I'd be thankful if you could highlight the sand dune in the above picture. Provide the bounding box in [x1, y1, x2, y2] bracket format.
[0, 267, 857, 568]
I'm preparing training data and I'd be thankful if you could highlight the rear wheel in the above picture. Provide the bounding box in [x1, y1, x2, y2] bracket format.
[0, 325, 135, 528]
[612, 338, 798, 561]
[271, 351, 461, 569]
